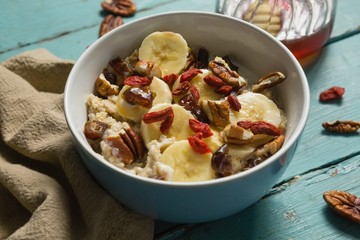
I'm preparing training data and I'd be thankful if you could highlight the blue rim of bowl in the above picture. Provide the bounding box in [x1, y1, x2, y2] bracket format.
[64, 11, 310, 187]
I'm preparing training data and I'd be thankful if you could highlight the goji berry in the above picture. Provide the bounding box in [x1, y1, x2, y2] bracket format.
[188, 136, 211, 154]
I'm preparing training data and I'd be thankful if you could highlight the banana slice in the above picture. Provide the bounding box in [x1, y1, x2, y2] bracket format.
[116, 76, 172, 122]
[140, 103, 195, 147]
[159, 140, 215, 182]
[203, 128, 224, 153]
[230, 92, 282, 127]
[138, 31, 189, 76]
[172, 69, 223, 102]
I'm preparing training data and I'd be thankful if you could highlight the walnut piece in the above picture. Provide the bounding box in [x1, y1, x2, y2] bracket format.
[200, 100, 230, 128]
[95, 73, 120, 97]
[252, 71, 285, 93]
[322, 120, 360, 133]
[220, 124, 254, 145]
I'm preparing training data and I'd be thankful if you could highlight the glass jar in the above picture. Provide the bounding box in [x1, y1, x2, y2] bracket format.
[217, 0, 337, 67]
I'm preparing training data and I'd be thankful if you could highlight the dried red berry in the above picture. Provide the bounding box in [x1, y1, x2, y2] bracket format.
[188, 136, 211, 154]
[319, 86, 345, 102]
[203, 74, 225, 88]
[124, 76, 153, 87]
[227, 95, 241, 111]
[237, 120, 281, 136]
[143, 107, 174, 134]
[189, 86, 200, 102]
[162, 73, 178, 86]
[189, 119, 213, 138]
[180, 68, 202, 83]
[215, 85, 233, 96]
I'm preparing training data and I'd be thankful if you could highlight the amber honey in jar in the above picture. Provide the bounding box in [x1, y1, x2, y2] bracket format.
[217, 0, 336, 67]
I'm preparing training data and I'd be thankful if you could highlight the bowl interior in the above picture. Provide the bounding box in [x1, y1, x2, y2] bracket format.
[64, 11, 309, 184]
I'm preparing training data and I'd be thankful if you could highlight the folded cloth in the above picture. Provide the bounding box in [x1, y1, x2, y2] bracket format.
[0, 49, 153, 240]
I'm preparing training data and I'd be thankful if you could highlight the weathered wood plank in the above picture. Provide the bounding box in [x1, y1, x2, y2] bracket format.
[280, 33, 360, 182]
[157, 153, 360, 240]
[0, 0, 216, 61]
[1, 0, 359, 62]
[155, 29, 360, 238]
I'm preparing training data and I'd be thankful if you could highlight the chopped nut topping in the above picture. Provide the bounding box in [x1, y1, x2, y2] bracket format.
[201, 100, 230, 128]
[208, 57, 247, 87]
[220, 124, 254, 145]
[322, 120, 360, 133]
[252, 71, 285, 93]
[134, 60, 162, 78]
[95, 73, 120, 97]
[252, 135, 285, 160]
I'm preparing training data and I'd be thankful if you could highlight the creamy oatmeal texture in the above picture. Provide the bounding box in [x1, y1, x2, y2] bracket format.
[84, 31, 286, 182]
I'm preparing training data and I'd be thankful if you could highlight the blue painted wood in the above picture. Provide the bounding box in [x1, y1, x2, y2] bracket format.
[0, 0, 358, 62]
[158, 154, 360, 239]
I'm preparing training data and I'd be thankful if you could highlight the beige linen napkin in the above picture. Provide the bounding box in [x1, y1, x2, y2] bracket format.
[0, 49, 153, 240]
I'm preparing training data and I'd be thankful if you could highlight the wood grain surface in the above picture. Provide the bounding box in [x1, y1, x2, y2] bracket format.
[2, 1, 360, 239]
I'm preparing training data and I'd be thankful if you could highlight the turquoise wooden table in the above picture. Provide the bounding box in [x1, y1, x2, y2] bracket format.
[2, 1, 360, 239]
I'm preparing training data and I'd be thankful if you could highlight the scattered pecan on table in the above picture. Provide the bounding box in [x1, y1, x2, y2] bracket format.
[99, 0, 137, 37]
[323, 190, 360, 224]
[322, 120, 360, 133]
[101, 0, 136, 16]
[99, 14, 123, 37]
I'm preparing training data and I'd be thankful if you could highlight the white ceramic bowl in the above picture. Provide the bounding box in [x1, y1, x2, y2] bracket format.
[64, 11, 310, 223]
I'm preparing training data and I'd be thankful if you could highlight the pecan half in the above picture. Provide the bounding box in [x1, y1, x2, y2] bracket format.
[208, 57, 247, 87]
[120, 127, 145, 160]
[99, 14, 123, 37]
[105, 135, 134, 164]
[322, 120, 360, 133]
[252, 135, 285, 160]
[201, 100, 230, 128]
[323, 190, 360, 224]
[95, 73, 120, 98]
[101, 0, 136, 17]
[252, 71, 285, 93]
